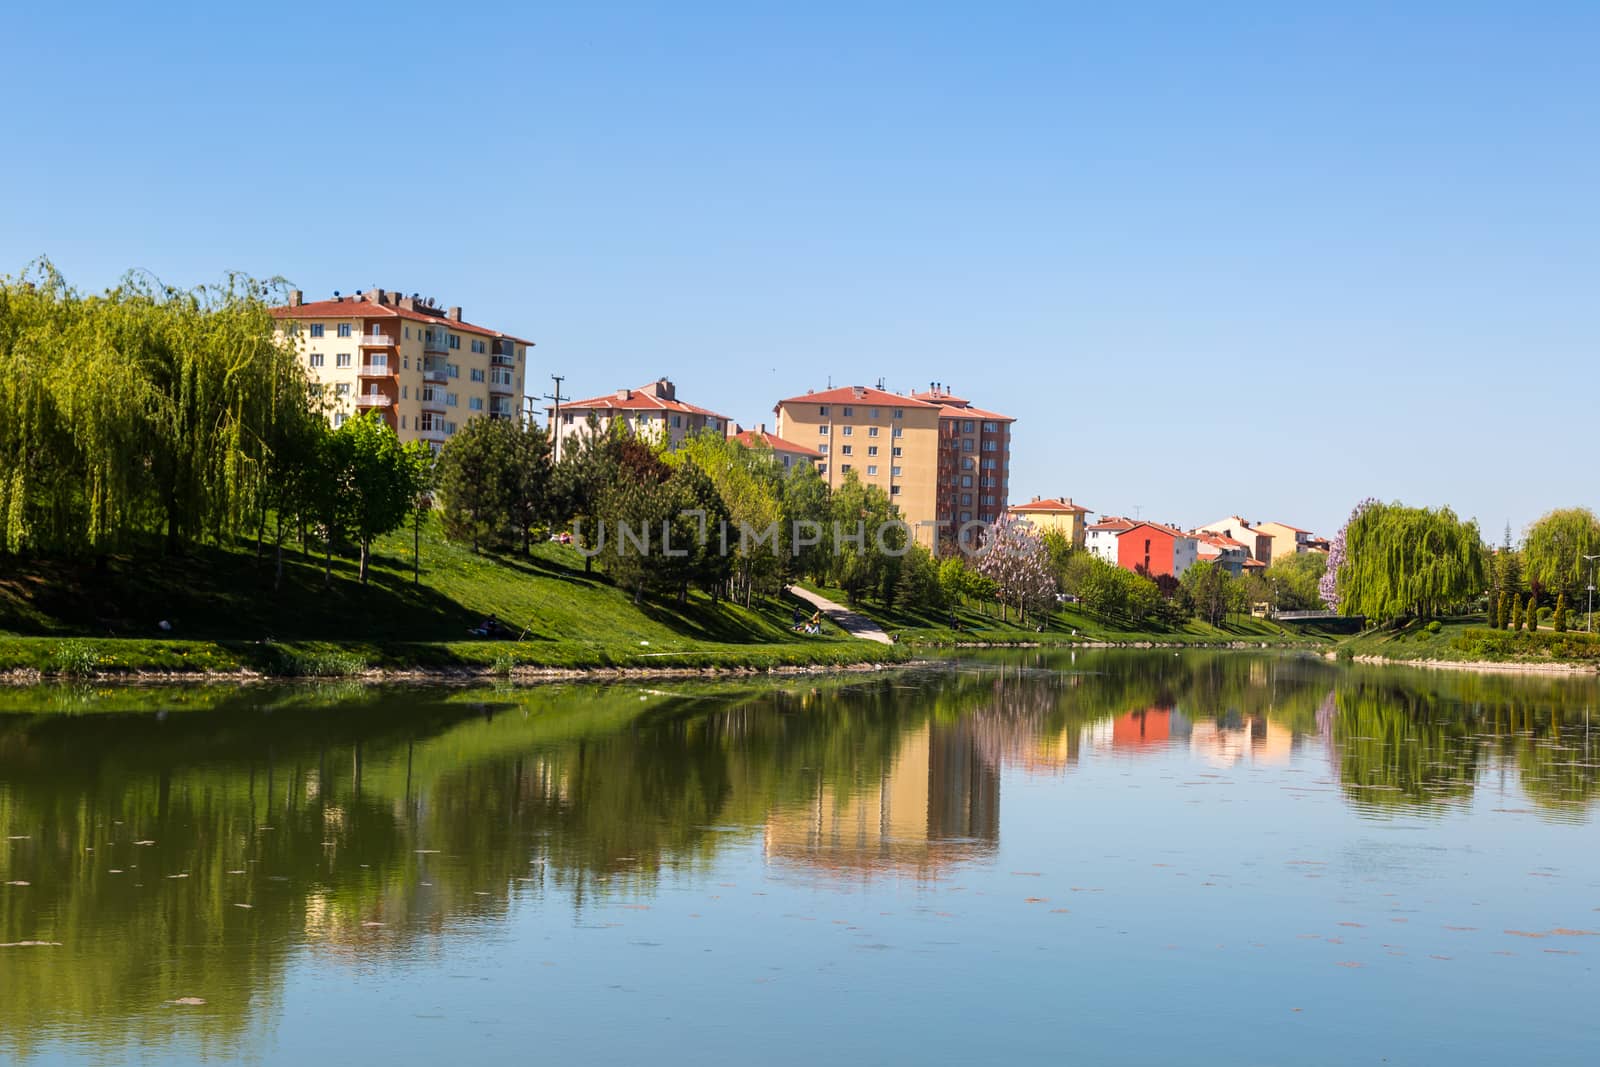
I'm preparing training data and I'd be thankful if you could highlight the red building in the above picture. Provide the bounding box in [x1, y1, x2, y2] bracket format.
[1114, 521, 1200, 579]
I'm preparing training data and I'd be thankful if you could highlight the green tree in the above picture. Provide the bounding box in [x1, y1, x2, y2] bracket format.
[551, 416, 624, 573]
[1264, 553, 1327, 611]
[1497, 592, 1508, 630]
[327, 414, 424, 584]
[1525, 593, 1538, 632]
[435, 416, 515, 553]
[1182, 560, 1239, 626]
[1510, 595, 1522, 631]
[1335, 501, 1486, 620]
[1554, 592, 1568, 632]
[1522, 508, 1600, 603]
[504, 421, 552, 555]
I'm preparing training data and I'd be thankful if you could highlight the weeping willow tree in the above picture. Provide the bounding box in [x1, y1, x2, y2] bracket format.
[1334, 501, 1487, 620]
[0, 259, 315, 555]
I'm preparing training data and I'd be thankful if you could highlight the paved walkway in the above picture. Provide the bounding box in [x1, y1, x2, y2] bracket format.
[787, 585, 894, 645]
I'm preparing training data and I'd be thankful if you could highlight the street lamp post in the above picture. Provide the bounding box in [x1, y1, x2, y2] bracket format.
[1584, 554, 1600, 634]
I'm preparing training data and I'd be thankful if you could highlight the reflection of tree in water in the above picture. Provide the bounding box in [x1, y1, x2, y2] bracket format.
[1, 659, 1596, 1060]
[1319, 672, 1600, 816]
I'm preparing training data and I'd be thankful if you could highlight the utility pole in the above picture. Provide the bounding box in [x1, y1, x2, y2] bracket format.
[1584, 554, 1600, 633]
[544, 374, 568, 463]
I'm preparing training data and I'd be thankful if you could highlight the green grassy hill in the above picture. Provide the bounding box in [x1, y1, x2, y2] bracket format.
[0, 522, 903, 676]
[796, 582, 1329, 647]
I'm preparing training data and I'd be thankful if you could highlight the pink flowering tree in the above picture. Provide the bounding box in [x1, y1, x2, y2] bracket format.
[973, 516, 1058, 624]
[1320, 497, 1378, 610]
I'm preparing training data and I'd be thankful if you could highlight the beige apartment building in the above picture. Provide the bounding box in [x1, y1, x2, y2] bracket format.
[272, 288, 532, 448]
[773, 386, 942, 543]
[547, 377, 730, 459]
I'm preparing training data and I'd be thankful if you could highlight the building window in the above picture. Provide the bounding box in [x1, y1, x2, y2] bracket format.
[891, 485, 900, 495]
[982, 457, 996, 469]
[818, 425, 829, 435]
[310, 324, 325, 338]
[962, 439, 973, 451]
[842, 406, 853, 417]
[841, 464, 852, 473]
[403, 356, 409, 369]
[334, 412, 348, 427]
[338, 324, 352, 338]
[818, 444, 829, 455]
[447, 364, 459, 379]
[841, 425, 853, 436]
[401, 415, 407, 429]
[892, 427, 903, 437]
[471, 368, 485, 382]
[982, 421, 998, 433]
[563, 412, 574, 424]
[309, 353, 325, 367]
[336, 353, 352, 368]
[867, 465, 878, 476]
[841, 445, 852, 456]
[449, 334, 461, 349]
[470, 397, 484, 411]
[867, 426, 879, 437]
[334, 383, 350, 396]
[867, 446, 878, 457]
[819, 405, 829, 416]
[962, 457, 974, 470]
[869, 407, 879, 418]
[962, 419, 974, 432]
[672, 415, 682, 428]
[404, 327, 411, 340]
[893, 408, 904, 419]
[961, 475, 972, 488]
[447, 393, 458, 407]
[962, 493, 972, 506]
[892, 466, 902, 477]
[818, 463, 828, 475]
[893, 447, 903, 457]
[960, 511, 971, 522]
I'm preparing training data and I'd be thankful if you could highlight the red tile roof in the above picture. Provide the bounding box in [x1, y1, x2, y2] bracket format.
[1115, 521, 1198, 541]
[912, 388, 970, 405]
[1195, 532, 1249, 550]
[1087, 516, 1138, 532]
[938, 403, 1014, 422]
[1260, 521, 1310, 533]
[732, 429, 822, 458]
[776, 386, 940, 409]
[272, 297, 535, 346]
[1009, 497, 1089, 514]
[556, 388, 730, 421]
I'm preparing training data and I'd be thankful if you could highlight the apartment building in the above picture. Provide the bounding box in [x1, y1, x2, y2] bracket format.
[772, 386, 942, 542]
[1006, 496, 1092, 549]
[1086, 516, 1137, 564]
[912, 384, 1015, 547]
[548, 377, 730, 458]
[272, 288, 531, 448]
[730, 424, 822, 471]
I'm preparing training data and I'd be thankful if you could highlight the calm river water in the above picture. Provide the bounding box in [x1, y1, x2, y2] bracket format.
[1, 651, 1597, 1065]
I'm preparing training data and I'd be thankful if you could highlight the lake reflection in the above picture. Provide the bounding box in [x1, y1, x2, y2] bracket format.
[1, 652, 1598, 1065]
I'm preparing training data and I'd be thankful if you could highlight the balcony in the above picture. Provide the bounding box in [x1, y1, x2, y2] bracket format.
[358, 334, 398, 348]
[419, 389, 446, 410]
[417, 425, 447, 442]
[489, 382, 517, 396]
[355, 393, 392, 408]
[491, 353, 516, 368]
[423, 331, 450, 354]
[358, 363, 395, 378]
[423, 360, 449, 383]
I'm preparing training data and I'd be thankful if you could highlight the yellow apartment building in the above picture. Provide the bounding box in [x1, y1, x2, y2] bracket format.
[272, 288, 533, 448]
[1005, 496, 1092, 549]
[773, 385, 943, 544]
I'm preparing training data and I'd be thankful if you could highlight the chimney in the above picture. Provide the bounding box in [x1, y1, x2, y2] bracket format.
[448, 306, 462, 322]
[758, 422, 767, 434]
[365, 289, 383, 304]
[616, 388, 632, 400]
[288, 289, 303, 307]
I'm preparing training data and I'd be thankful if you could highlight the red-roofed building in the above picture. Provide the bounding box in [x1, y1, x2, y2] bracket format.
[1086, 516, 1137, 564]
[1007, 496, 1092, 549]
[913, 383, 1016, 550]
[272, 288, 532, 447]
[1115, 521, 1200, 579]
[548, 378, 730, 457]
[1194, 532, 1250, 576]
[731, 423, 822, 471]
[773, 385, 943, 544]
[1254, 521, 1318, 564]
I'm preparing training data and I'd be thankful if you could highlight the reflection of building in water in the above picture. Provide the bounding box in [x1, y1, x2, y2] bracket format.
[764, 721, 999, 878]
[1190, 715, 1294, 768]
[1088, 707, 1193, 753]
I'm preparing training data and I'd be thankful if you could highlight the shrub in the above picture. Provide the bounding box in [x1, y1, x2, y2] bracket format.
[48, 640, 100, 678]
[1425, 620, 1442, 634]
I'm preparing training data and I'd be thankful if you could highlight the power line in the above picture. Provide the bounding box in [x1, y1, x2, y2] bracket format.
[543, 374, 568, 463]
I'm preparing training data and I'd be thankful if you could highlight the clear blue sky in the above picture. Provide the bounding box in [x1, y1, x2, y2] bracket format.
[6, 2, 1596, 539]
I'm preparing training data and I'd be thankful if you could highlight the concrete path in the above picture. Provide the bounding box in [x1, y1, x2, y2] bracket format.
[787, 585, 894, 645]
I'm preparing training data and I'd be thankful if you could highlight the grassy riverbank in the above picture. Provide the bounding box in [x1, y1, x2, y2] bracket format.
[0, 523, 908, 678]
[1336, 616, 1600, 670]
[794, 582, 1332, 648]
